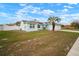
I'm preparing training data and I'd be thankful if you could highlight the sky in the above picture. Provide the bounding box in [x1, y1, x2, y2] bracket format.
[0, 3, 79, 25]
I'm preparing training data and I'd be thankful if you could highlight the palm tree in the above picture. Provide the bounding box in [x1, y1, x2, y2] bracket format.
[48, 16, 61, 31]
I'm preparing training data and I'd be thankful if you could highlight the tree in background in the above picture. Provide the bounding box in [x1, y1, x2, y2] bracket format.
[48, 16, 61, 31]
[15, 21, 21, 26]
[71, 21, 79, 29]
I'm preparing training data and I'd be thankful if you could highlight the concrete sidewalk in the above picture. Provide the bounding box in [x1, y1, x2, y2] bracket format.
[60, 30, 79, 56]
[67, 37, 79, 56]
[60, 30, 79, 33]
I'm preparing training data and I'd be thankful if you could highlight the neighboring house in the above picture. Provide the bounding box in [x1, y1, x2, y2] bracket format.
[0, 24, 20, 30]
[20, 20, 61, 32]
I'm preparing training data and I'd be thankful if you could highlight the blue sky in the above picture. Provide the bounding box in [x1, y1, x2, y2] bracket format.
[0, 3, 79, 25]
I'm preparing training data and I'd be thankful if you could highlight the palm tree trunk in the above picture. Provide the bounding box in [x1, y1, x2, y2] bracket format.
[52, 22, 55, 31]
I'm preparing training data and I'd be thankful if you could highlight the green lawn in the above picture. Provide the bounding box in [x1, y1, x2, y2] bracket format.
[0, 30, 79, 56]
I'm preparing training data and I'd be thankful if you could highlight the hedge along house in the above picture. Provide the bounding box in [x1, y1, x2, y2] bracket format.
[19, 20, 61, 32]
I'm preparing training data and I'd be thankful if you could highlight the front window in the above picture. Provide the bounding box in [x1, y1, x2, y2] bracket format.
[38, 24, 40, 28]
[30, 24, 35, 28]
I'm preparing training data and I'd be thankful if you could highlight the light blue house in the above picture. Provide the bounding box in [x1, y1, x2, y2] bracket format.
[19, 20, 61, 32]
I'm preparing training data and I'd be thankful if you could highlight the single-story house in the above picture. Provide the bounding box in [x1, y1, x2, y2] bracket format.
[20, 20, 44, 32]
[0, 24, 20, 30]
[19, 20, 61, 32]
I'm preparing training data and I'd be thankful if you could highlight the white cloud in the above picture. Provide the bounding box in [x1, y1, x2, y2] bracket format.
[19, 3, 27, 6]
[41, 9, 55, 16]
[57, 13, 79, 25]
[68, 3, 78, 5]
[64, 5, 74, 8]
[59, 13, 79, 23]
[60, 16, 66, 19]
[0, 12, 8, 17]
[60, 13, 79, 18]
[15, 5, 55, 21]
[15, 4, 79, 24]
[0, 4, 5, 8]
[0, 12, 18, 23]
[56, 3, 61, 6]
[61, 13, 79, 17]
[57, 8, 69, 14]
[16, 5, 40, 15]
[15, 5, 33, 20]
[31, 7, 41, 13]
[11, 4, 79, 25]
[70, 13, 79, 17]
[62, 8, 68, 12]
[31, 8, 55, 16]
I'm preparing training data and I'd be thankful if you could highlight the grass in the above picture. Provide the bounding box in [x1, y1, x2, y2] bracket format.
[0, 30, 79, 56]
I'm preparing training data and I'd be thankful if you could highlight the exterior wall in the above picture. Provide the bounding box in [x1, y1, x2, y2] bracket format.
[37, 24, 43, 30]
[47, 24, 53, 31]
[20, 22, 40, 32]
[24, 24, 38, 32]
[47, 24, 61, 31]
[55, 25, 61, 31]
[20, 21, 25, 30]
[20, 21, 61, 32]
